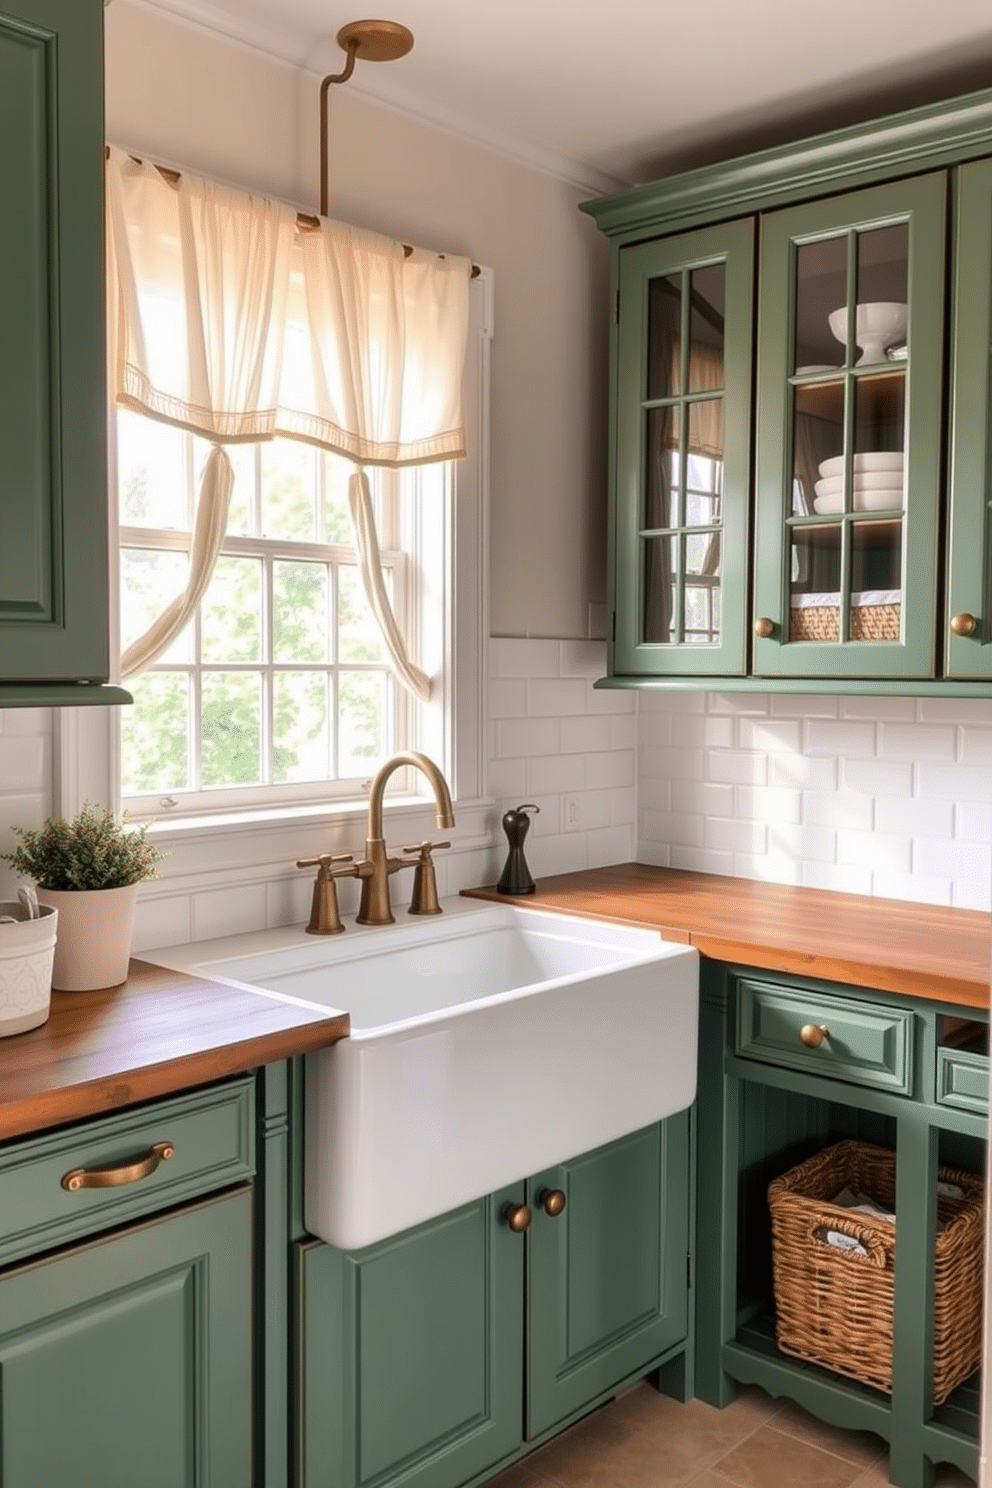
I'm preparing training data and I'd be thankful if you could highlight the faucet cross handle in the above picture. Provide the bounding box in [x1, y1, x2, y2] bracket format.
[296, 853, 355, 935]
[402, 840, 450, 917]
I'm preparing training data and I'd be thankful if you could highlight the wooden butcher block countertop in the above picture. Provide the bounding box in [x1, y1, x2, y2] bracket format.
[0, 959, 349, 1141]
[464, 864, 990, 1010]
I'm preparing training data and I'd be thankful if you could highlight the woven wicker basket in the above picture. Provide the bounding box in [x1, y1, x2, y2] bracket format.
[768, 1140, 984, 1402]
[790, 602, 901, 642]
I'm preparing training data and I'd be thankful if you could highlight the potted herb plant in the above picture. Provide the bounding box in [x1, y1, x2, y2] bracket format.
[1, 803, 165, 991]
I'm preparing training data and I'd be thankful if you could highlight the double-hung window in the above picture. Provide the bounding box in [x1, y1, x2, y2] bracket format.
[103, 150, 488, 828]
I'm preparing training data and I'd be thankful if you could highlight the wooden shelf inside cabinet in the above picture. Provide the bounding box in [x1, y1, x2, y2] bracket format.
[793, 368, 906, 423]
[790, 518, 902, 549]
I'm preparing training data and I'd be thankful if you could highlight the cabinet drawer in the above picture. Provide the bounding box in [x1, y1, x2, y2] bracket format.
[936, 1047, 989, 1114]
[735, 978, 914, 1095]
[0, 1078, 254, 1267]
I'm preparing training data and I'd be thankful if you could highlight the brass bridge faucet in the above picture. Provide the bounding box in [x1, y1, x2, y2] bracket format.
[357, 752, 455, 925]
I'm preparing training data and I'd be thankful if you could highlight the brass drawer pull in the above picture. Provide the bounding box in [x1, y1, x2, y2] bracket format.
[950, 611, 978, 637]
[538, 1188, 567, 1218]
[62, 1141, 175, 1192]
[799, 1024, 830, 1049]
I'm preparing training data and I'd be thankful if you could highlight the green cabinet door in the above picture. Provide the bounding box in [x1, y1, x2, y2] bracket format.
[296, 1185, 525, 1488]
[614, 221, 754, 676]
[0, 1, 120, 694]
[0, 1187, 253, 1488]
[946, 156, 992, 679]
[526, 1115, 690, 1439]
[753, 174, 946, 679]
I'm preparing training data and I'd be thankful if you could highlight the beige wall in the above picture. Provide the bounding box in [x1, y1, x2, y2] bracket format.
[105, 2, 610, 641]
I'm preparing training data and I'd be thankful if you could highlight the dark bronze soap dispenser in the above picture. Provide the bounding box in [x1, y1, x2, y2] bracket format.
[497, 803, 539, 894]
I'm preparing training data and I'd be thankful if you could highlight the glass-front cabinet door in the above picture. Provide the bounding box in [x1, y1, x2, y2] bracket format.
[753, 174, 945, 678]
[947, 157, 992, 680]
[614, 220, 754, 675]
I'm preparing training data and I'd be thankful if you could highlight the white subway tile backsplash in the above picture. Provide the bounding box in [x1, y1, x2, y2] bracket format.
[494, 717, 560, 759]
[804, 719, 878, 757]
[559, 639, 606, 678]
[487, 757, 528, 799]
[585, 751, 635, 790]
[802, 789, 873, 831]
[526, 678, 590, 717]
[878, 723, 956, 761]
[490, 637, 561, 678]
[733, 785, 802, 824]
[559, 716, 614, 754]
[738, 718, 803, 754]
[528, 752, 586, 796]
[587, 825, 635, 867]
[489, 678, 528, 718]
[639, 690, 990, 909]
[708, 751, 768, 785]
[672, 844, 735, 875]
[671, 715, 736, 749]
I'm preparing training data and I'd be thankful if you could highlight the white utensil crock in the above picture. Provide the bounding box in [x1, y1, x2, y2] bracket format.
[0, 902, 58, 1036]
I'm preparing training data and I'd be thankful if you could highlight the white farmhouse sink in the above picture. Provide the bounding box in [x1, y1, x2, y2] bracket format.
[159, 899, 699, 1250]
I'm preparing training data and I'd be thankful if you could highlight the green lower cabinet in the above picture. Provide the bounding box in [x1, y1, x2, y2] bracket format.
[295, 1118, 692, 1488]
[296, 1185, 525, 1488]
[0, 1186, 253, 1488]
[527, 1114, 689, 1438]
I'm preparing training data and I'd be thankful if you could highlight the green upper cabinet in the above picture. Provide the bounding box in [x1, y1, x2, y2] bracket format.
[615, 222, 754, 676]
[946, 157, 992, 680]
[753, 175, 945, 679]
[585, 86, 992, 695]
[0, 1, 128, 705]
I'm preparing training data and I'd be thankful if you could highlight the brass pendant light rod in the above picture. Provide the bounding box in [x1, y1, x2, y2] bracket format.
[319, 18, 414, 216]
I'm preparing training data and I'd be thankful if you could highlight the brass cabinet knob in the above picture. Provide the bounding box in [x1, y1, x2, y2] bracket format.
[502, 1202, 532, 1233]
[799, 1023, 830, 1049]
[950, 612, 978, 637]
[753, 617, 775, 638]
[538, 1188, 567, 1218]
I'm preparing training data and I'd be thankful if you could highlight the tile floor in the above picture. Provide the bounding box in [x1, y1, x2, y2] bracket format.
[490, 1382, 975, 1488]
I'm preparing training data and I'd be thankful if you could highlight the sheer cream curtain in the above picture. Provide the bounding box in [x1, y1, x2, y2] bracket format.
[106, 147, 471, 696]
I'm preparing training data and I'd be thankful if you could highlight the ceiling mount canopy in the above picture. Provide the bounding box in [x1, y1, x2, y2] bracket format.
[320, 17, 415, 214]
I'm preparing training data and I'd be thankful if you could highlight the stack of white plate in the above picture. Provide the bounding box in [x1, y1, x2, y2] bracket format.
[813, 452, 904, 513]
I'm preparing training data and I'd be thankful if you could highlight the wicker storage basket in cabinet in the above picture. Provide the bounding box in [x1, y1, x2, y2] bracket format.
[768, 1140, 984, 1402]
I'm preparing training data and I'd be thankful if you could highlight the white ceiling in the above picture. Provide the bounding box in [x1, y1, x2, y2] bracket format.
[139, 0, 992, 192]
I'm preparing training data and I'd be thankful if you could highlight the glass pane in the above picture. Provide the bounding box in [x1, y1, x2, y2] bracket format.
[273, 561, 329, 662]
[687, 264, 725, 392]
[338, 565, 386, 664]
[852, 517, 903, 598]
[120, 548, 192, 663]
[120, 673, 190, 794]
[794, 382, 844, 516]
[201, 672, 262, 786]
[856, 224, 909, 364]
[684, 534, 721, 645]
[645, 405, 680, 528]
[273, 672, 330, 783]
[646, 274, 681, 399]
[642, 536, 676, 643]
[338, 672, 388, 777]
[201, 556, 262, 663]
[324, 454, 355, 544]
[118, 411, 188, 528]
[794, 236, 848, 372]
[854, 373, 905, 465]
[790, 525, 842, 640]
[261, 440, 317, 540]
[685, 451, 723, 527]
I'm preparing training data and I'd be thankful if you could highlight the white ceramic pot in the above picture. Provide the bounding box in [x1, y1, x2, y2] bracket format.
[0, 902, 58, 1036]
[38, 884, 138, 992]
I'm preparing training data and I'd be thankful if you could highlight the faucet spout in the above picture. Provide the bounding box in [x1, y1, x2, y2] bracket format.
[357, 752, 455, 925]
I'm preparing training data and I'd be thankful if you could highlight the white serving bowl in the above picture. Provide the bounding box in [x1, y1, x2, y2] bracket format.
[827, 302, 907, 365]
[818, 452, 904, 479]
[813, 488, 904, 514]
[814, 471, 907, 497]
